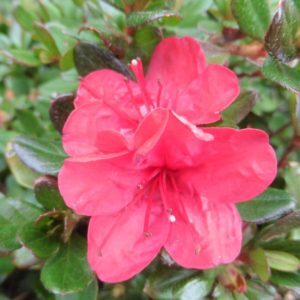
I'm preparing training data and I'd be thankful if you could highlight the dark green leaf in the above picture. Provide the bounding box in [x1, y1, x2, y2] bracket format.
[144, 267, 214, 299]
[231, 0, 271, 39]
[237, 188, 295, 224]
[271, 270, 300, 288]
[265, 0, 300, 62]
[0, 194, 42, 251]
[263, 58, 300, 93]
[127, 10, 180, 27]
[34, 23, 60, 56]
[74, 42, 132, 77]
[55, 278, 98, 300]
[260, 211, 300, 241]
[0, 256, 14, 284]
[13, 136, 67, 176]
[41, 235, 94, 294]
[19, 222, 60, 259]
[49, 94, 75, 134]
[262, 239, 300, 258]
[220, 90, 257, 126]
[34, 176, 66, 210]
[15, 109, 45, 137]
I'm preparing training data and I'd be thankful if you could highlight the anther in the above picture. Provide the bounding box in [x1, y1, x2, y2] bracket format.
[169, 214, 176, 223]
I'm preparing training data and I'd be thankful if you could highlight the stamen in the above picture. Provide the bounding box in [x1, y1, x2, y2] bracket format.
[143, 181, 158, 236]
[156, 79, 163, 107]
[129, 57, 152, 111]
[123, 78, 143, 118]
[169, 214, 176, 223]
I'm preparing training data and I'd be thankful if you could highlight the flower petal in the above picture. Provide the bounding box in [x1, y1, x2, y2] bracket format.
[88, 199, 169, 283]
[63, 102, 131, 156]
[175, 64, 240, 124]
[134, 109, 213, 169]
[165, 197, 242, 269]
[179, 127, 277, 204]
[58, 153, 150, 216]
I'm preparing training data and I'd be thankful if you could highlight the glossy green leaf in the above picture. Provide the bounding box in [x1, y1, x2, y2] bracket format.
[34, 23, 60, 56]
[34, 176, 66, 210]
[265, 0, 300, 62]
[41, 235, 94, 294]
[265, 250, 300, 272]
[0, 194, 41, 251]
[144, 268, 214, 299]
[5, 142, 40, 189]
[219, 90, 257, 126]
[262, 239, 300, 258]
[231, 0, 271, 39]
[74, 42, 132, 77]
[263, 58, 300, 93]
[13, 136, 67, 176]
[259, 211, 300, 241]
[237, 188, 295, 224]
[55, 278, 98, 300]
[271, 270, 300, 288]
[49, 93, 75, 134]
[249, 248, 270, 282]
[19, 222, 60, 259]
[127, 10, 180, 27]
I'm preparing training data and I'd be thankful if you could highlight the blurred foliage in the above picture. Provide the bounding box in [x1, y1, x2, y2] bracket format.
[0, 0, 300, 299]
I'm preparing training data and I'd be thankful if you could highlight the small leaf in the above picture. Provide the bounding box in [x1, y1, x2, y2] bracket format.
[41, 235, 94, 294]
[19, 222, 60, 259]
[262, 239, 300, 259]
[5, 49, 40, 67]
[5, 142, 40, 189]
[237, 188, 295, 224]
[55, 278, 98, 300]
[271, 270, 300, 288]
[34, 176, 66, 210]
[127, 10, 180, 27]
[248, 248, 270, 282]
[13, 136, 67, 176]
[59, 47, 75, 71]
[0, 194, 42, 251]
[263, 58, 300, 93]
[265, 250, 300, 272]
[265, 0, 300, 62]
[49, 94, 75, 134]
[259, 211, 300, 241]
[0, 256, 14, 284]
[245, 280, 276, 300]
[231, 0, 271, 39]
[74, 42, 132, 77]
[220, 90, 257, 126]
[14, 5, 37, 31]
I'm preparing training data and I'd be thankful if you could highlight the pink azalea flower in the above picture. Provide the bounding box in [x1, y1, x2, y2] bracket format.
[58, 37, 277, 283]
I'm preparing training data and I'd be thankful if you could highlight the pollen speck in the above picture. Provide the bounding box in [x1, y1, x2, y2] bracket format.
[169, 215, 176, 223]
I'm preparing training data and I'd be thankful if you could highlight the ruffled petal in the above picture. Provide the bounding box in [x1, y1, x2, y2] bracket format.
[165, 195, 242, 269]
[175, 65, 240, 124]
[134, 109, 213, 170]
[179, 127, 277, 204]
[88, 199, 169, 283]
[58, 153, 151, 216]
[63, 102, 131, 156]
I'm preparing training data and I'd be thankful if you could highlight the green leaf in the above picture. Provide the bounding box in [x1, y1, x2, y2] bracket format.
[262, 239, 300, 259]
[74, 42, 132, 77]
[5, 49, 40, 67]
[14, 5, 37, 31]
[49, 94, 75, 134]
[144, 267, 214, 299]
[271, 270, 300, 288]
[263, 58, 300, 93]
[59, 47, 75, 71]
[19, 222, 60, 259]
[15, 109, 45, 137]
[265, 0, 300, 62]
[231, 0, 271, 39]
[34, 176, 66, 210]
[127, 10, 180, 27]
[5, 142, 40, 189]
[0, 256, 14, 284]
[41, 235, 94, 294]
[237, 188, 295, 224]
[0, 194, 41, 251]
[219, 90, 257, 126]
[265, 250, 300, 272]
[34, 23, 61, 56]
[13, 246, 39, 268]
[259, 211, 300, 241]
[249, 248, 270, 282]
[55, 278, 98, 300]
[13, 136, 67, 176]
[245, 280, 276, 300]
